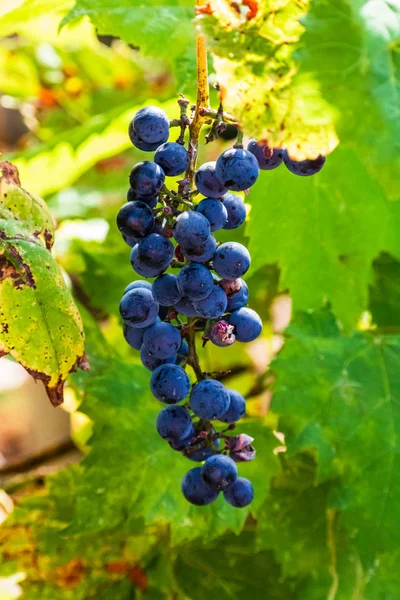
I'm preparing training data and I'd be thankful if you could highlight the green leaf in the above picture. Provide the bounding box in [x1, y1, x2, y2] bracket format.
[0, 0, 72, 38]
[369, 253, 400, 328]
[272, 309, 400, 559]
[246, 146, 400, 326]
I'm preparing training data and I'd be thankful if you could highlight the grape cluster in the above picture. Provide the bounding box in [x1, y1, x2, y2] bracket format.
[117, 104, 325, 508]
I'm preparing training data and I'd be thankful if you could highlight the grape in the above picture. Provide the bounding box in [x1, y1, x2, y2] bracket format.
[174, 296, 202, 317]
[127, 188, 158, 209]
[206, 320, 236, 347]
[173, 210, 210, 248]
[124, 280, 153, 294]
[216, 148, 259, 191]
[201, 454, 238, 491]
[193, 285, 228, 319]
[140, 345, 175, 371]
[150, 364, 191, 404]
[283, 152, 326, 176]
[184, 436, 220, 462]
[176, 339, 189, 365]
[218, 123, 238, 141]
[247, 139, 284, 170]
[219, 389, 246, 423]
[122, 234, 139, 248]
[195, 161, 228, 197]
[225, 279, 249, 311]
[176, 263, 214, 301]
[222, 193, 246, 230]
[169, 427, 195, 451]
[180, 235, 217, 263]
[143, 321, 181, 359]
[123, 323, 145, 350]
[116, 201, 154, 238]
[129, 128, 161, 152]
[213, 242, 251, 279]
[157, 405, 193, 441]
[190, 379, 230, 420]
[152, 274, 182, 306]
[131, 246, 167, 278]
[129, 106, 169, 145]
[154, 142, 190, 176]
[223, 477, 254, 507]
[196, 198, 228, 231]
[228, 307, 262, 342]
[129, 161, 165, 198]
[181, 467, 219, 506]
[136, 233, 174, 269]
[119, 288, 159, 328]
[158, 305, 169, 321]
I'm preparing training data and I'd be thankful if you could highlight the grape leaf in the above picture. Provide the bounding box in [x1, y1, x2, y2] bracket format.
[246, 146, 400, 327]
[369, 254, 400, 328]
[272, 309, 400, 560]
[0, 0, 72, 38]
[0, 163, 86, 405]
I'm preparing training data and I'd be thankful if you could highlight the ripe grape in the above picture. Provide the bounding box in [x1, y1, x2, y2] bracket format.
[213, 242, 251, 279]
[143, 321, 181, 359]
[201, 454, 238, 491]
[173, 210, 210, 248]
[129, 161, 165, 198]
[225, 278, 249, 311]
[180, 235, 216, 263]
[181, 467, 219, 506]
[176, 263, 214, 301]
[154, 142, 190, 176]
[219, 389, 246, 423]
[174, 296, 202, 317]
[222, 193, 246, 230]
[123, 323, 145, 350]
[150, 364, 191, 404]
[184, 436, 220, 462]
[193, 285, 228, 319]
[190, 379, 230, 420]
[119, 288, 159, 328]
[127, 188, 158, 209]
[140, 345, 175, 371]
[124, 280, 153, 294]
[136, 233, 174, 269]
[195, 161, 228, 197]
[116, 201, 154, 238]
[196, 198, 228, 231]
[223, 477, 254, 507]
[216, 148, 259, 191]
[129, 106, 169, 146]
[157, 405, 193, 441]
[283, 152, 326, 176]
[228, 307, 262, 342]
[130, 246, 168, 278]
[152, 274, 182, 306]
[247, 139, 284, 170]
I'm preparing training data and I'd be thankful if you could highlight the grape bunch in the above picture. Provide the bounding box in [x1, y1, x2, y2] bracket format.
[117, 102, 325, 508]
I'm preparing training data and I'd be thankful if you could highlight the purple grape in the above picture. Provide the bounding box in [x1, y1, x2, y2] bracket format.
[127, 187, 158, 209]
[130, 246, 167, 278]
[181, 235, 217, 263]
[222, 193, 247, 230]
[283, 152, 326, 176]
[123, 323, 145, 350]
[143, 321, 181, 359]
[116, 201, 154, 238]
[223, 477, 254, 507]
[247, 139, 284, 170]
[129, 161, 165, 198]
[201, 454, 238, 491]
[129, 106, 169, 145]
[136, 233, 174, 269]
[122, 234, 139, 248]
[193, 285, 228, 319]
[152, 274, 182, 306]
[206, 320, 236, 347]
[119, 288, 159, 328]
[228, 307, 262, 342]
[216, 148, 259, 191]
[213, 242, 251, 279]
[124, 280, 153, 294]
[140, 345, 176, 371]
[176, 263, 214, 301]
[154, 142, 189, 176]
[196, 199, 228, 231]
[225, 279, 249, 310]
[195, 161, 228, 197]
[181, 467, 219, 506]
[190, 379, 230, 420]
[173, 210, 210, 248]
[157, 405, 193, 441]
[150, 364, 191, 404]
[174, 296, 202, 317]
[169, 427, 195, 451]
[219, 389, 246, 423]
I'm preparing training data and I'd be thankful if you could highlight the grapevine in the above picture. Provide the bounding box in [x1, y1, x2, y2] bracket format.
[117, 27, 325, 508]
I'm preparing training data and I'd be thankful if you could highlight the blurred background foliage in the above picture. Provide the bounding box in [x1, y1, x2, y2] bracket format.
[0, 1, 400, 599]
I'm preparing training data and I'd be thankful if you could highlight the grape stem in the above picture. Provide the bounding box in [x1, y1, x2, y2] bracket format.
[198, 106, 239, 125]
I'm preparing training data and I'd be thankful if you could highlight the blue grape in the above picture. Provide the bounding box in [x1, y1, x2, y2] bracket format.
[123, 323, 145, 350]
[201, 454, 238, 491]
[129, 128, 160, 151]
[190, 379, 230, 420]
[136, 233, 174, 269]
[131, 246, 167, 278]
[213, 242, 251, 279]
[225, 279, 249, 311]
[206, 320, 236, 347]
[154, 142, 190, 176]
[216, 148, 259, 191]
[181, 235, 216, 263]
[173, 210, 210, 248]
[195, 161, 228, 197]
[129, 106, 169, 145]
[283, 151, 326, 176]
[150, 364, 191, 404]
[222, 193, 247, 230]
[218, 123, 238, 141]
[181, 467, 219, 506]
[124, 280, 153, 294]
[143, 321, 181, 359]
[152, 274, 182, 306]
[184, 435, 220, 462]
[119, 288, 159, 328]
[228, 307, 262, 342]
[116, 201, 154, 238]
[127, 188, 158, 209]
[158, 305, 169, 321]
[223, 477, 254, 507]
[196, 198, 228, 231]
[193, 285, 228, 319]
[174, 296, 202, 317]
[140, 345, 175, 371]
[169, 427, 195, 451]
[122, 234, 139, 248]
[176, 263, 214, 301]
[219, 389, 246, 423]
[157, 405, 193, 441]
[247, 139, 284, 170]
[129, 161, 165, 198]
